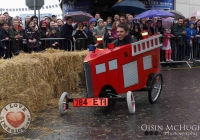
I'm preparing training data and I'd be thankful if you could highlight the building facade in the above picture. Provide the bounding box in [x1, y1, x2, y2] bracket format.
[175, 0, 200, 18]
[61, 0, 200, 19]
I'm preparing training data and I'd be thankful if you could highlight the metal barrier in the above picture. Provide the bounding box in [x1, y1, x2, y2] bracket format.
[40, 38, 73, 51]
[160, 36, 200, 68]
[1, 36, 200, 69]
[74, 38, 88, 50]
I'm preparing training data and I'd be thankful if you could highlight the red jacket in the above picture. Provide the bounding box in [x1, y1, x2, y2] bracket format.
[162, 33, 174, 47]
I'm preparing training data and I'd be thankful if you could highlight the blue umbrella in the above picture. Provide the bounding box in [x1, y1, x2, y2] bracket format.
[134, 9, 174, 19]
[112, 0, 146, 14]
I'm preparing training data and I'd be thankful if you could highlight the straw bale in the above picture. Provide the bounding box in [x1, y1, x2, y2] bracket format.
[0, 49, 88, 116]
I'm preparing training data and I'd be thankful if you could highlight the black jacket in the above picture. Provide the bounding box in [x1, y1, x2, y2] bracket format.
[0, 29, 10, 57]
[59, 23, 73, 40]
[112, 34, 137, 47]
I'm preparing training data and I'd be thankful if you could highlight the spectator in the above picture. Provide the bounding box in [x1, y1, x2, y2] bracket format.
[54, 22, 60, 36]
[89, 18, 97, 27]
[183, 18, 189, 28]
[85, 18, 97, 33]
[9, 19, 24, 55]
[171, 18, 186, 61]
[3, 12, 12, 26]
[24, 20, 41, 52]
[190, 16, 196, 23]
[72, 21, 88, 50]
[95, 12, 101, 21]
[132, 23, 142, 41]
[52, 15, 57, 22]
[103, 21, 107, 29]
[60, 16, 73, 51]
[39, 21, 49, 48]
[119, 15, 126, 23]
[162, 28, 174, 62]
[57, 19, 64, 31]
[127, 15, 134, 26]
[44, 17, 52, 24]
[25, 16, 31, 27]
[112, 23, 136, 47]
[155, 20, 164, 35]
[46, 27, 60, 49]
[104, 26, 114, 47]
[146, 20, 154, 35]
[126, 13, 130, 19]
[30, 16, 39, 30]
[196, 19, 200, 58]
[140, 18, 147, 30]
[0, 15, 4, 29]
[94, 18, 105, 38]
[106, 16, 113, 27]
[114, 14, 119, 22]
[86, 24, 97, 46]
[50, 20, 55, 28]
[186, 22, 196, 60]
[111, 21, 120, 39]
[0, 22, 11, 58]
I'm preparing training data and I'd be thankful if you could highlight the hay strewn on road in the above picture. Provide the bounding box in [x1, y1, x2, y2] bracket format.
[0, 49, 88, 114]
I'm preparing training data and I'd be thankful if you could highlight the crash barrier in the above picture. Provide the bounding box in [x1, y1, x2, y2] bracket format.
[1, 36, 200, 66]
[0, 38, 73, 58]
[160, 36, 200, 68]
[74, 38, 88, 50]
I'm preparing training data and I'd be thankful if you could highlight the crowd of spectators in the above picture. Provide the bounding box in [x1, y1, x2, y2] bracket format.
[0, 11, 200, 62]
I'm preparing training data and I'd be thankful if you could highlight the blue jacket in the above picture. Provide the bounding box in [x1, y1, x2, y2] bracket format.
[186, 27, 196, 41]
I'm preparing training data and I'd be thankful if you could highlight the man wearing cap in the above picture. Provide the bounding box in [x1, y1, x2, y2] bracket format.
[112, 23, 136, 47]
[60, 16, 74, 51]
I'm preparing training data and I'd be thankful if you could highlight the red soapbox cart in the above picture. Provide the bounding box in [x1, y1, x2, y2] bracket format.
[59, 34, 163, 114]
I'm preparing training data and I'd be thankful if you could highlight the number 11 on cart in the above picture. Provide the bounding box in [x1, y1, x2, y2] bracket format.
[73, 98, 108, 107]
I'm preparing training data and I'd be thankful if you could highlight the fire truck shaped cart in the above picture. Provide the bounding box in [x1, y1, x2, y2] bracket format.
[59, 34, 163, 114]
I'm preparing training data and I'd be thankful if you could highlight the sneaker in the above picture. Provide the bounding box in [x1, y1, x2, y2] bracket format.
[169, 59, 173, 62]
[166, 59, 169, 62]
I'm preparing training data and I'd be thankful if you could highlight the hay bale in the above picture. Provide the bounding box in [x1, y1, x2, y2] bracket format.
[0, 49, 88, 116]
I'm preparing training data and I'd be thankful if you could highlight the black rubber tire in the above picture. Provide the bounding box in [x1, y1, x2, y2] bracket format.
[148, 73, 163, 104]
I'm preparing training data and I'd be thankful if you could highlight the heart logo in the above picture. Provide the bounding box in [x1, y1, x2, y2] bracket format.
[6, 112, 25, 128]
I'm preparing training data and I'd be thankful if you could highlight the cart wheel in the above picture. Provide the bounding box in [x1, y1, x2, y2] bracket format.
[59, 92, 69, 115]
[126, 91, 135, 114]
[148, 73, 163, 104]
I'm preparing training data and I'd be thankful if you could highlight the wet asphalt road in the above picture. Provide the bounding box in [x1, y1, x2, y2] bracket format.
[1, 68, 200, 140]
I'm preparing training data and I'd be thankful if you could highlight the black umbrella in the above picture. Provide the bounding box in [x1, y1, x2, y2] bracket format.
[112, 0, 146, 14]
[169, 10, 185, 19]
[65, 11, 93, 22]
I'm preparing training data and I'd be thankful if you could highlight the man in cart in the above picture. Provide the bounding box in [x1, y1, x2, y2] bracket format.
[112, 23, 137, 47]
